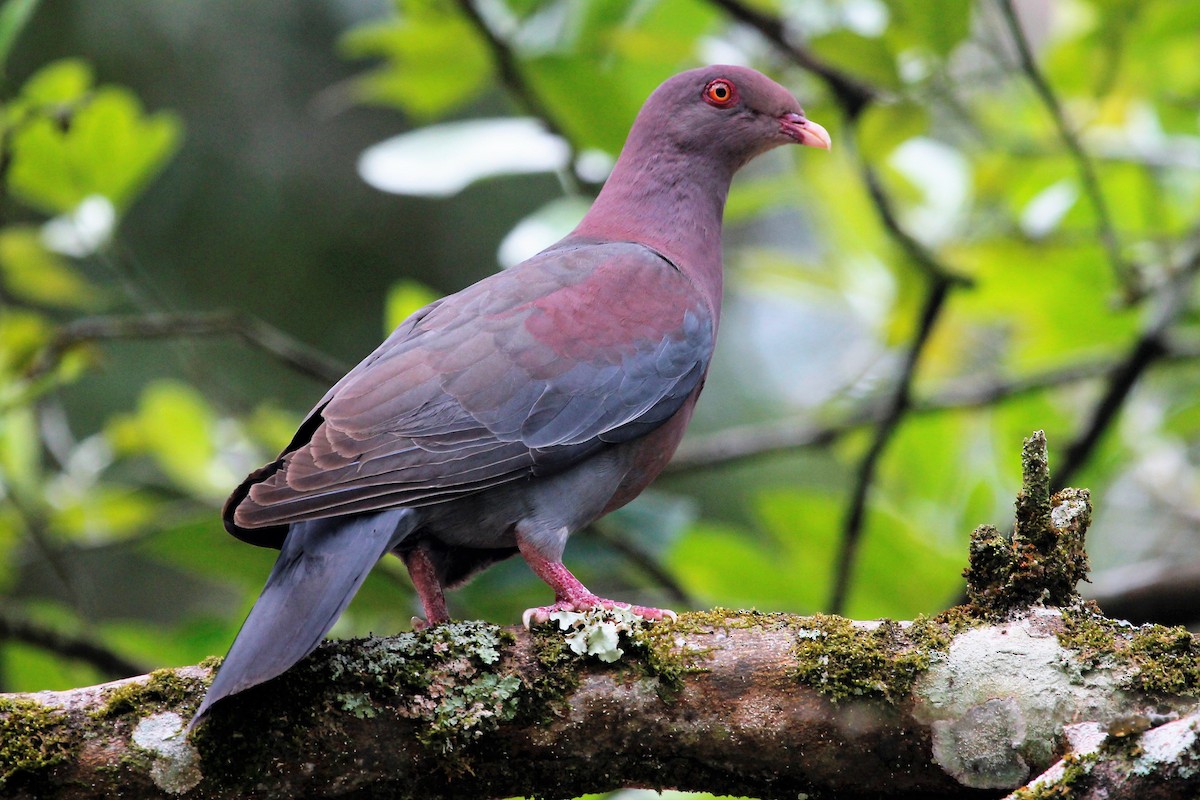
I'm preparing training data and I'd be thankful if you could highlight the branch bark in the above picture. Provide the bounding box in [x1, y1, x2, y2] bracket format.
[2, 605, 1199, 800]
[4, 432, 1200, 799]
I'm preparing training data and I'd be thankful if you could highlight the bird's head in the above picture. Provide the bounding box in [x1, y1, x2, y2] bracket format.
[638, 65, 835, 169]
[632, 65, 831, 168]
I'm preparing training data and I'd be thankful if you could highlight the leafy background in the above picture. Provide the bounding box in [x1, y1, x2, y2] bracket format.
[3, 1, 1200, 795]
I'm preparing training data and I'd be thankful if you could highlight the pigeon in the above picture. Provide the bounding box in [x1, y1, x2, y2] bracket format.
[192, 65, 830, 726]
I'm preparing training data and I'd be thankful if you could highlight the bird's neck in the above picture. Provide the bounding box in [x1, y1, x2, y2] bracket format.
[571, 143, 735, 316]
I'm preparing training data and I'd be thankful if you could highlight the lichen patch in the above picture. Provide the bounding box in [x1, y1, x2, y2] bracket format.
[915, 613, 1128, 790]
[131, 712, 202, 794]
[1133, 715, 1199, 777]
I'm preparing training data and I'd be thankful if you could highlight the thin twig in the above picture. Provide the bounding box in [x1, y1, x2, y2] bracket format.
[1052, 240, 1200, 491]
[860, 159, 974, 286]
[453, 0, 596, 195]
[706, 0, 876, 118]
[29, 311, 347, 386]
[0, 606, 146, 681]
[668, 338, 1200, 475]
[993, 0, 1135, 297]
[828, 278, 952, 614]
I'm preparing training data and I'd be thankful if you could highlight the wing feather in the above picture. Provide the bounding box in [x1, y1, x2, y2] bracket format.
[230, 241, 715, 531]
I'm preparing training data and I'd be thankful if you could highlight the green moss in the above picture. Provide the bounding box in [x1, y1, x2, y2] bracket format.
[0, 698, 74, 789]
[1057, 609, 1121, 670]
[963, 524, 1016, 606]
[1014, 429, 1053, 549]
[195, 621, 526, 786]
[96, 668, 206, 719]
[314, 622, 522, 755]
[197, 655, 223, 671]
[790, 615, 939, 703]
[962, 432, 1092, 616]
[627, 611, 736, 696]
[523, 622, 583, 724]
[1126, 624, 1200, 697]
[925, 605, 983, 638]
[669, 607, 795, 632]
[1058, 608, 1200, 698]
[1007, 751, 1097, 799]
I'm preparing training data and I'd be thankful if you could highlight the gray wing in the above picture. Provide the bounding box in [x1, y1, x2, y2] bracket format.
[228, 242, 714, 533]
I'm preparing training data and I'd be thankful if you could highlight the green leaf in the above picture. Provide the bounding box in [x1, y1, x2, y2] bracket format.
[0, 403, 39, 499]
[244, 403, 301, 454]
[669, 521, 811, 611]
[384, 278, 439, 333]
[524, 55, 644, 152]
[9, 85, 181, 214]
[0, 308, 48, 377]
[0, 0, 40, 74]
[106, 381, 233, 502]
[883, 0, 971, 57]
[943, 239, 1138, 368]
[0, 226, 102, 309]
[809, 30, 900, 90]
[17, 57, 91, 106]
[856, 100, 930, 157]
[845, 501, 965, 619]
[341, 0, 492, 119]
[51, 486, 162, 542]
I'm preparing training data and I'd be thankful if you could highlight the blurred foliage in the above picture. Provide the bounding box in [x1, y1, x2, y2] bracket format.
[2, 8, 1200, 795]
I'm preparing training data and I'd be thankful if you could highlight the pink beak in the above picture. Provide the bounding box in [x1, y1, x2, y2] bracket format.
[780, 112, 832, 150]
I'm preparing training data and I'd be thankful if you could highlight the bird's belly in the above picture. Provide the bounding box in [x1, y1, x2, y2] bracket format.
[601, 392, 697, 514]
[411, 392, 698, 577]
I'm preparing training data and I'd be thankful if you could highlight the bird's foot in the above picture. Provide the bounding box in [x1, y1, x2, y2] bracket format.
[522, 595, 677, 629]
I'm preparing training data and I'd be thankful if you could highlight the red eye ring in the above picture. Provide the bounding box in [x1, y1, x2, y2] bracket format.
[703, 78, 737, 108]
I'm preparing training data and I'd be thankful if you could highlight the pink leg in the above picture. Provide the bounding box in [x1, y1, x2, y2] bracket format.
[516, 531, 676, 628]
[401, 547, 450, 630]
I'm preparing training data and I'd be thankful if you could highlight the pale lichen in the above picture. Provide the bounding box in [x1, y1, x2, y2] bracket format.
[131, 712, 203, 794]
[1131, 715, 1200, 778]
[548, 606, 644, 663]
[915, 614, 1129, 790]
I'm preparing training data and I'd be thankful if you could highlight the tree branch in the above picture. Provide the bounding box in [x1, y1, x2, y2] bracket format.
[666, 338, 1200, 475]
[29, 312, 347, 386]
[706, 0, 876, 118]
[829, 277, 953, 613]
[4, 606, 1199, 799]
[6, 435, 1200, 798]
[0, 607, 146, 682]
[992, 0, 1134, 297]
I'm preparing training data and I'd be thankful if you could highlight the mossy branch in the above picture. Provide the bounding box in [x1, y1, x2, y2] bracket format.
[3, 607, 1200, 799]
[3, 433, 1198, 799]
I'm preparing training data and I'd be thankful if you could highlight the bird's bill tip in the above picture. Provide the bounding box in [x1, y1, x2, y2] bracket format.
[798, 118, 832, 150]
[780, 112, 832, 150]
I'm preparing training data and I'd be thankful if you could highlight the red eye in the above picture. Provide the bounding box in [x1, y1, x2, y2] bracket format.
[703, 79, 737, 107]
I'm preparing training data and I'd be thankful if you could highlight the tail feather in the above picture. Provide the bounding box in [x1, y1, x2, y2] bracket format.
[190, 507, 418, 728]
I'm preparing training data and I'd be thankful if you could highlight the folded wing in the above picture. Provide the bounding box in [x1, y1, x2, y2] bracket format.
[228, 242, 715, 536]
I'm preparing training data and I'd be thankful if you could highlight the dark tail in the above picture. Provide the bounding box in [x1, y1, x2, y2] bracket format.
[190, 507, 418, 729]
